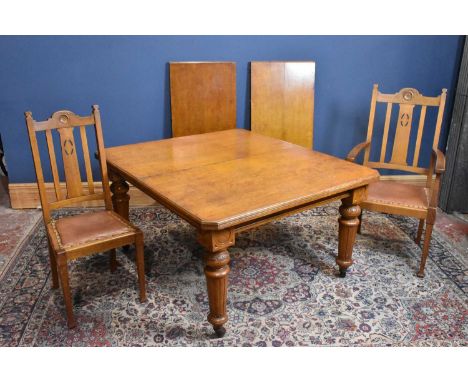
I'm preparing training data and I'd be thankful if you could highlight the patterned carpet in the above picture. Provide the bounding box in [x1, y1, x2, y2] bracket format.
[0, 205, 466, 346]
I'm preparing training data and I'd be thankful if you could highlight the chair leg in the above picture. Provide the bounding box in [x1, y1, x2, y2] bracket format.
[357, 211, 363, 234]
[47, 240, 59, 289]
[417, 222, 434, 278]
[57, 255, 76, 329]
[109, 249, 118, 273]
[135, 234, 147, 303]
[415, 219, 425, 245]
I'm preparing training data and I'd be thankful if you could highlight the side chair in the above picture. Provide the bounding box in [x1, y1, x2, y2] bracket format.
[25, 106, 147, 328]
[346, 84, 447, 277]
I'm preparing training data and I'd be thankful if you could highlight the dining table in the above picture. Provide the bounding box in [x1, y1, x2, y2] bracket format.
[104, 129, 379, 337]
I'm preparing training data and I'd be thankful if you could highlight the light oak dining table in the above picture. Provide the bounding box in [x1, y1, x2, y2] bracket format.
[105, 129, 379, 337]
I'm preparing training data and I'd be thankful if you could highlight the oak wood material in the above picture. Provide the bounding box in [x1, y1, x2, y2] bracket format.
[57, 126, 83, 198]
[80, 125, 95, 194]
[106, 130, 377, 231]
[251, 61, 315, 149]
[106, 129, 378, 335]
[198, 229, 234, 338]
[169, 62, 236, 137]
[346, 85, 447, 277]
[45, 129, 62, 201]
[24, 106, 147, 328]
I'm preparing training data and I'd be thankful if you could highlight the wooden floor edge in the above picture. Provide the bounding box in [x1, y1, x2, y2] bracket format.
[7, 175, 429, 209]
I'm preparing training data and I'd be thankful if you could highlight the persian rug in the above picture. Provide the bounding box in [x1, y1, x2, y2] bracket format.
[0, 205, 466, 346]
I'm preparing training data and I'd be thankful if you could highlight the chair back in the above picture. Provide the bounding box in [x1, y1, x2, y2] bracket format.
[25, 105, 112, 223]
[170, 62, 236, 137]
[251, 61, 315, 149]
[363, 84, 447, 174]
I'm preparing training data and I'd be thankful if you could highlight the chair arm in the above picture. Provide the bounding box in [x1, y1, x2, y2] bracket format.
[426, 149, 446, 208]
[432, 149, 446, 174]
[346, 141, 371, 163]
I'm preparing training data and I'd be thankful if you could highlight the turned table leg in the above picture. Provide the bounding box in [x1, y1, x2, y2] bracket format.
[110, 172, 130, 220]
[198, 229, 235, 338]
[336, 187, 365, 277]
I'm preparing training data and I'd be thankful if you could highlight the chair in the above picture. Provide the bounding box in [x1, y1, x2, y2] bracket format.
[169, 62, 236, 137]
[25, 106, 147, 328]
[346, 84, 447, 277]
[251, 61, 315, 149]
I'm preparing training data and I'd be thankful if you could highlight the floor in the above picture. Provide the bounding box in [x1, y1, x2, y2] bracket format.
[0, 177, 41, 275]
[0, 176, 467, 275]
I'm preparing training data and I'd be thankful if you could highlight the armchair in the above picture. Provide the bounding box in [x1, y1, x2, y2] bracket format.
[347, 84, 447, 277]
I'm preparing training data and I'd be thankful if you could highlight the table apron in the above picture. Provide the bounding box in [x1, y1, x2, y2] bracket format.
[232, 191, 350, 234]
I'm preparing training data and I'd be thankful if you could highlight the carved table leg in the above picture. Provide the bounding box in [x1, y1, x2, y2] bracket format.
[336, 187, 365, 277]
[110, 172, 130, 220]
[198, 229, 235, 338]
[110, 171, 131, 252]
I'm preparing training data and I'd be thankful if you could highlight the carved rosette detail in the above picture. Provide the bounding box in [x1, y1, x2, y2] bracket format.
[59, 114, 69, 124]
[403, 90, 414, 101]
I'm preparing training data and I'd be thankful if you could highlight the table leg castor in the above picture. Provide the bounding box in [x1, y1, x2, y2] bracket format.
[214, 325, 226, 338]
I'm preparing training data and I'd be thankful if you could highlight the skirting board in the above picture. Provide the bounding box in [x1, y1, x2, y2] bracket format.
[9, 182, 158, 209]
[8, 175, 428, 209]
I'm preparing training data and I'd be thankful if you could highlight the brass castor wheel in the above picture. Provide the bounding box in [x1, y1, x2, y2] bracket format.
[339, 268, 347, 278]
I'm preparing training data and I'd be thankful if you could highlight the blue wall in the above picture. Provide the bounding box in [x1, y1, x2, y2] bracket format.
[0, 36, 463, 182]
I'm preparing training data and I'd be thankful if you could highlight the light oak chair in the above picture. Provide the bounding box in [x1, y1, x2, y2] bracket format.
[25, 106, 147, 328]
[169, 62, 236, 137]
[346, 84, 447, 277]
[251, 61, 315, 149]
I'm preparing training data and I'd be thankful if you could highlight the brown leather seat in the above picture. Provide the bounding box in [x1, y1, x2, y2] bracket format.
[362, 181, 430, 210]
[49, 210, 135, 250]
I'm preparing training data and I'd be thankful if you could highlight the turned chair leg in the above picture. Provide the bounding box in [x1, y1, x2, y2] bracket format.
[57, 254, 76, 329]
[417, 222, 434, 278]
[109, 249, 118, 273]
[47, 241, 59, 289]
[135, 233, 147, 303]
[415, 219, 425, 245]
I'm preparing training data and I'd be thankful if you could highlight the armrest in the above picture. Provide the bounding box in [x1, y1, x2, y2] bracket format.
[432, 149, 446, 174]
[427, 149, 446, 208]
[346, 141, 371, 163]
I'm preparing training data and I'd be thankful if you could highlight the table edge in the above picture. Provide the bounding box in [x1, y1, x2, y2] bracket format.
[107, 161, 378, 231]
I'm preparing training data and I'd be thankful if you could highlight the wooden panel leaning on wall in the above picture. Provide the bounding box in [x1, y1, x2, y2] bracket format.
[169, 61, 236, 137]
[251, 61, 315, 149]
[24, 106, 147, 329]
[346, 84, 447, 278]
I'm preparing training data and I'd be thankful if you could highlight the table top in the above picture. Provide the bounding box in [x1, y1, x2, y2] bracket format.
[105, 129, 378, 230]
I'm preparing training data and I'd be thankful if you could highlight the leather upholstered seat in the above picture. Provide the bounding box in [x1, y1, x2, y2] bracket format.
[362, 181, 430, 211]
[49, 210, 135, 250]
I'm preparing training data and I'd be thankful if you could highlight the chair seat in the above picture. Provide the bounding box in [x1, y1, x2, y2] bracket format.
[49, 210, 135, 250]
[363, 181, 430, 210]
